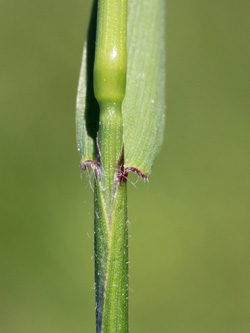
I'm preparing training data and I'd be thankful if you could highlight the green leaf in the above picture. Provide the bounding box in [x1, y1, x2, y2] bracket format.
[76, 0, 99, 164]
[76, 0, 165, 176]
[123, 0, 166, 175]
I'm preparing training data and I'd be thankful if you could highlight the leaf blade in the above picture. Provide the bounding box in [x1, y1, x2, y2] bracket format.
[123, 0, 166, 175]
[76, 0, 99, 164]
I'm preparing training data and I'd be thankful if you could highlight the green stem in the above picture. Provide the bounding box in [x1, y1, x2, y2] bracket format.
[93, 0, 128, 332]
[94, 180, 128, 332]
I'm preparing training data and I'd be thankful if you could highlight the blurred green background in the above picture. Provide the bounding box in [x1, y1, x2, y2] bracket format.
[1, 1, 250, 332]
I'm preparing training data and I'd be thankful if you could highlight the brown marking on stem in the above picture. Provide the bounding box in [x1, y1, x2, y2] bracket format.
[117, 147, 147, 184]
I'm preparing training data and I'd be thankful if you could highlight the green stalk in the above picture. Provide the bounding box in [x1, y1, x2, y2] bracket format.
[93, 0, 128, 331]
[76, 0, 165, 331]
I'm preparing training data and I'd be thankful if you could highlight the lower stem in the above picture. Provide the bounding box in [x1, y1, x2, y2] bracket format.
[94, 100, 128, 332]
[94, 178, 128, 332]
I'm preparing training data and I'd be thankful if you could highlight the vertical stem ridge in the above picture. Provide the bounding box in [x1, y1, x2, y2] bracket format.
[102, 183, 128, 332]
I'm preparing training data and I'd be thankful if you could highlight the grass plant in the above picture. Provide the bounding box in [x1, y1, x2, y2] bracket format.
[76, 0, 165, 331]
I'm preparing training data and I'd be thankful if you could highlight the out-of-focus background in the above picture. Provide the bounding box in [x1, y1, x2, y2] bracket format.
[1, 1, 250, 332]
